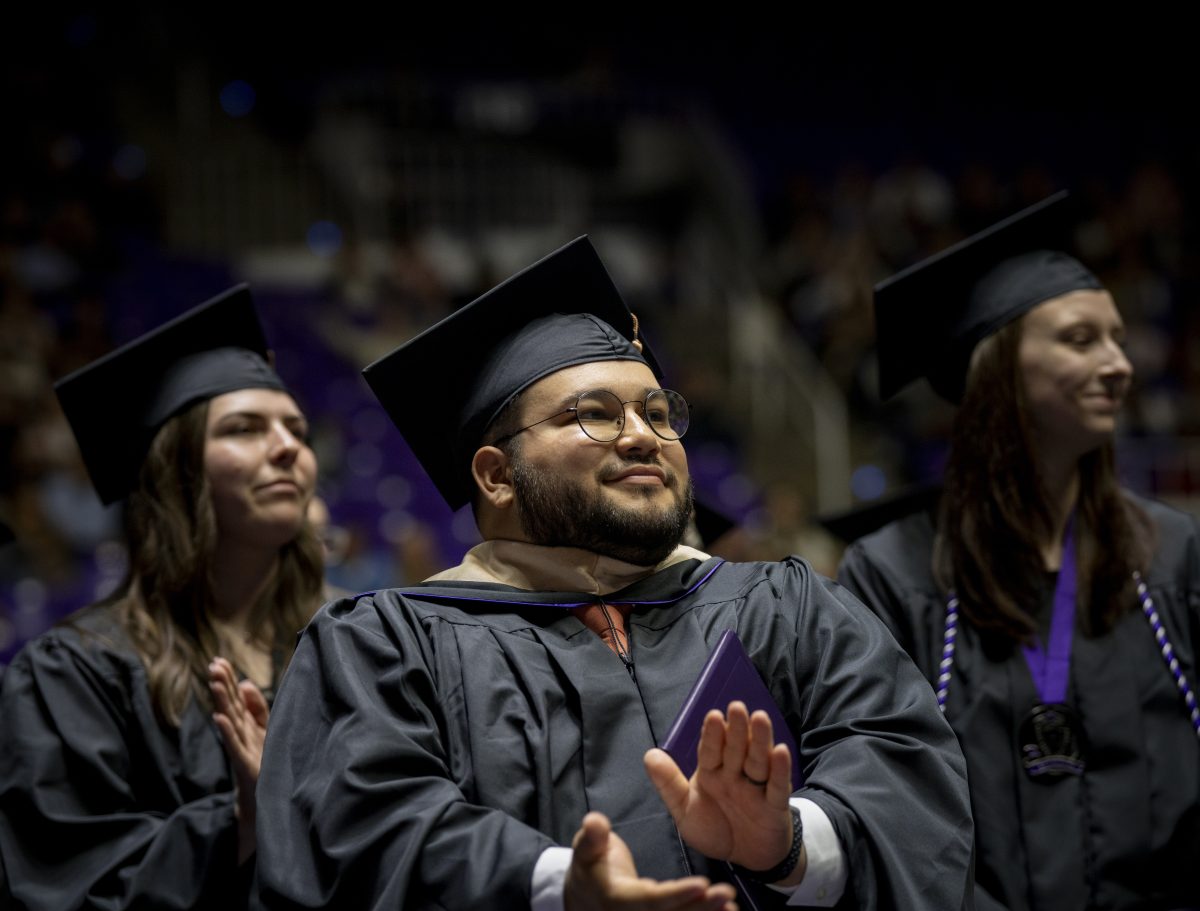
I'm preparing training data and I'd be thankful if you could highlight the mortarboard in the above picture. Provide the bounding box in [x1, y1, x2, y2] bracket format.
[874, 191, 1103, 403]
[817, 482, 943, 545]
[363, 236, 661, 511]
[691, 497, 739, 551]
[54, 284, 286, 505]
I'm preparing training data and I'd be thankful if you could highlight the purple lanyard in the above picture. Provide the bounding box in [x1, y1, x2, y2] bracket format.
[938, 522, 1200, 741]
[1021, 516, 1076, 705]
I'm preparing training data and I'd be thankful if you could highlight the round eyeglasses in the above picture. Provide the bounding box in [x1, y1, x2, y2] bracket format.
[492, 388, 690, 445]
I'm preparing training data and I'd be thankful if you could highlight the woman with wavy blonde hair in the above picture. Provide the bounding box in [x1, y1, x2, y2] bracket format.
[0, 286, 322, 910]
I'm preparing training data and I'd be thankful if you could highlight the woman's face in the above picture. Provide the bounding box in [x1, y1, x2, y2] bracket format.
[204, 388, 316, 548]
[1018, 288, 1132, 461]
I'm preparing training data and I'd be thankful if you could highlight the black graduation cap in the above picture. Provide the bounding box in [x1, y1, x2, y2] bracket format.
[874, 191, 1103, 403]
[817, 482, 943, 544]
[692, 497, 739, 550]
[54, 284, 286, 505]
[363, 236, 662, 511]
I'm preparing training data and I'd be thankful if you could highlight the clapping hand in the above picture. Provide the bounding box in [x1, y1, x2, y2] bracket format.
[643, 701, 802, 884]
[564, 811, 738, 911]
[209, 657, 270, 863]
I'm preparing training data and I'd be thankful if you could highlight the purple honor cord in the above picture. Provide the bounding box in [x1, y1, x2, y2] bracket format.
[1021, 515, 1077, 706]
[1134, 570, 1200, 737]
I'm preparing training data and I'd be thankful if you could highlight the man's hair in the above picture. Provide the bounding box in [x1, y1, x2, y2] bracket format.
[85, 398, 323, 726]
[932, 316, 1152, 645]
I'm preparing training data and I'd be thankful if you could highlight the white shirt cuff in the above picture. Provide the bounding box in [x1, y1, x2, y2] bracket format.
[531, 846, 572, 911]
[530, 798, 847, 911]
[768, 797, 848, 907]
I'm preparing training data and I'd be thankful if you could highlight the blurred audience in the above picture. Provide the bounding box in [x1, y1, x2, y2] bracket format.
[4, 42, 1198, 664]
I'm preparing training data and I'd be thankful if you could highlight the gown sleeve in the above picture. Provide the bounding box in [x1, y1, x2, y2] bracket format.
[252, 594, 557, 910]
[834, 537, 991, 907]
[0, 625, 248, 911]
[760, 560, 974, 910]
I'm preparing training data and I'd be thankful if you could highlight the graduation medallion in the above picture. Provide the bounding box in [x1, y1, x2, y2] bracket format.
[1012, 516, 1088, 781]
[1019, 702, 1086, 779]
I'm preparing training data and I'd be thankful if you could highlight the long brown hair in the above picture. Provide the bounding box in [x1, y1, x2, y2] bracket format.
[932, 318, 1153, 644]
[95, 398, 323, 726]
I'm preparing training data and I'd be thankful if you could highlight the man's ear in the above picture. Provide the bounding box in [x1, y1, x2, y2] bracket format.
[471, 446, 515, 510]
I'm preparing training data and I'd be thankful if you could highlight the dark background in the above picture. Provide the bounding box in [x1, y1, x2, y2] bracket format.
[4, 11, 1198, 660]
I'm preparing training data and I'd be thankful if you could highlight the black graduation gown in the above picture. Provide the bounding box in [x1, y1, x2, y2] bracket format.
[0, 604, 252, 910]
[253, 555, 974, 910]
[838, 496, 1200, 911]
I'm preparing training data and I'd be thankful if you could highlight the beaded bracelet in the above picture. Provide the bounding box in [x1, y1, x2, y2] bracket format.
[732, 806, 804, 884]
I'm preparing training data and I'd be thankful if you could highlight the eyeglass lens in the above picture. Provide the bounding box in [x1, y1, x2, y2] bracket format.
[574, 389, 689, 442]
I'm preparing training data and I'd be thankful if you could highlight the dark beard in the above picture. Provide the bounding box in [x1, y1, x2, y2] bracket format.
[511, 454, 694, 566]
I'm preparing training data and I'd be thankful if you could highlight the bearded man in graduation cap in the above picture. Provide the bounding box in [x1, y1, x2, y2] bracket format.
[253, 238, 974, 911]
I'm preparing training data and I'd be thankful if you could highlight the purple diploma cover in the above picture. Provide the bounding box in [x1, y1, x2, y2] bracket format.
[660, 629, 803, 788]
